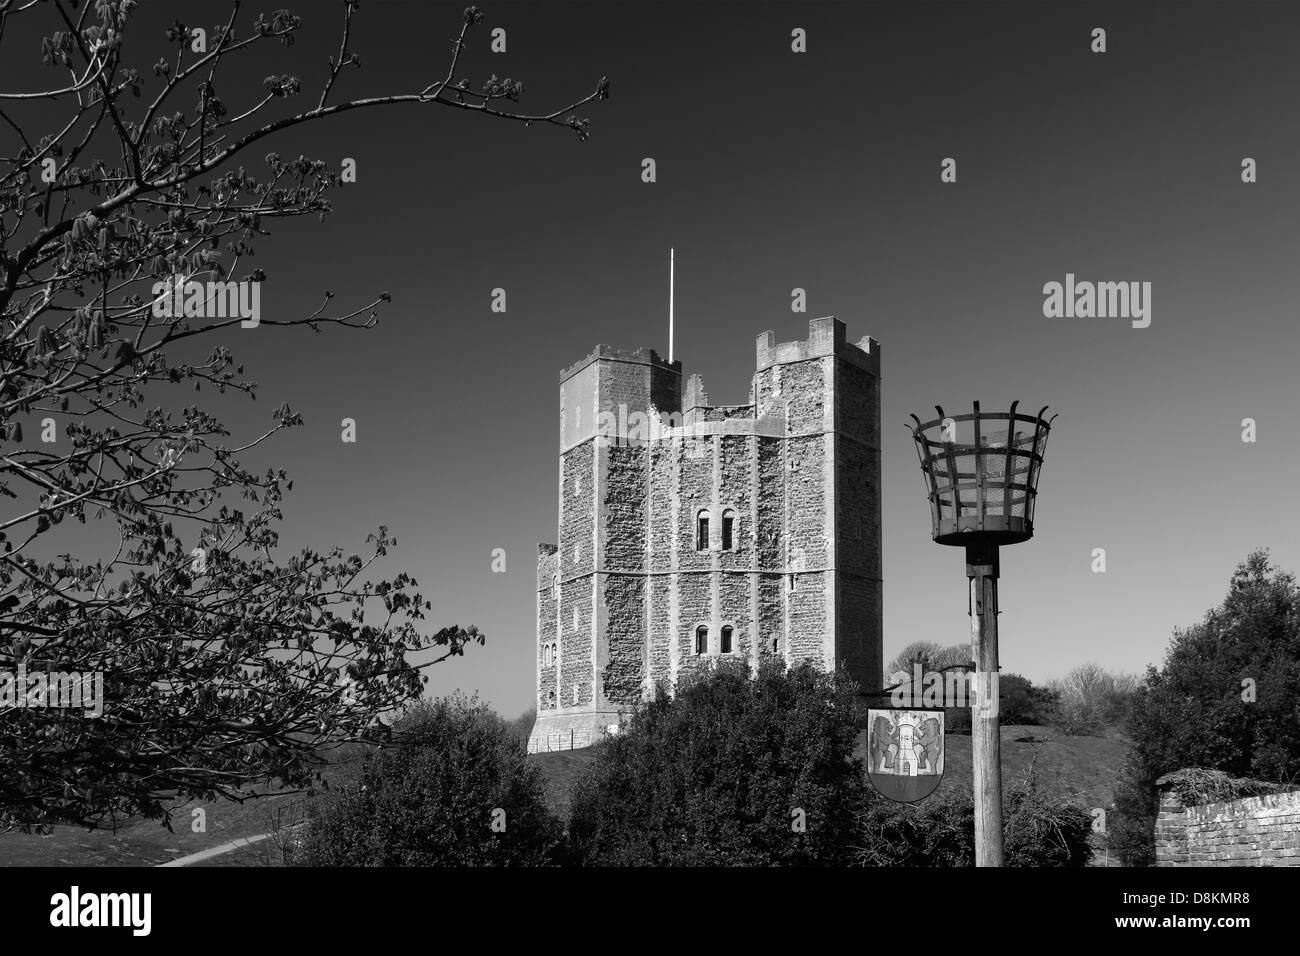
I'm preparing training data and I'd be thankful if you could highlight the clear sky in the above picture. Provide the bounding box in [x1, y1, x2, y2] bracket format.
[9, 1, 1298, 719]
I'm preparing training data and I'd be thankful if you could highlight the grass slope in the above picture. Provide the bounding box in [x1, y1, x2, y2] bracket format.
[0, 790, 308, 867]
[881, 725, 1130, 812]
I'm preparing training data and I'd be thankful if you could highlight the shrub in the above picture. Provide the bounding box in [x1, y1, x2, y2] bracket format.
[1002, 779, 1094, 866]
[1109, 751, 1159, 866]
[567, 659, 866, 865]
[1160, 767, 1288, 805]
[297, 694, 561, 865]
[854, 775, 1092, 867]
[855, 785, 975, 866]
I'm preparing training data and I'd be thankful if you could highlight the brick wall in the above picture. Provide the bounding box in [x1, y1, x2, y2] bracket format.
[1156, 778, 1300, 866]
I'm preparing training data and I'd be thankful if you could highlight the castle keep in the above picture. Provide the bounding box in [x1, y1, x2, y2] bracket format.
[528, 316, 882, 752]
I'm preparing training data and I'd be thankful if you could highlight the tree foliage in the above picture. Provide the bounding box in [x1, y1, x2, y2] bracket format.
[1112, 550, 1300, 864]
[567, 659, 867, 866]
[996, 672, 1058, 726]
[0, 0, 605, 832]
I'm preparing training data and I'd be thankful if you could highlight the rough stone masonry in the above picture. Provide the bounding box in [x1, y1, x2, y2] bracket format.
[528, 316, 883, 752]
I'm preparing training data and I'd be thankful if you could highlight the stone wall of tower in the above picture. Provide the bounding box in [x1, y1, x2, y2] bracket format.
[754, 326, 832, 670]
[752, 317, 883, 687]
[600, 439, 648, 706]
[755, 439, 784, 660]
[531, 346, 681, 752]
[536, 545, 558, 711]
[646, 441, 675, 692]
[558, 435, 594, 712]
[834, 338, 883, 692]
[717, 434, 754, 663]
[671, 432, 713, 685]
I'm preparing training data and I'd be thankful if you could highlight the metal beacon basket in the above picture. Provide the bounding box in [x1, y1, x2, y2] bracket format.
[908, 401, 1056, 548]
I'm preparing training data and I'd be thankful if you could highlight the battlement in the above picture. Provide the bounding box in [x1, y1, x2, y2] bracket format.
[560, 345, 681, 384]
[756, 316, 880, 375]
[536, 543, 559, 589]
[683, 373, 709, 412]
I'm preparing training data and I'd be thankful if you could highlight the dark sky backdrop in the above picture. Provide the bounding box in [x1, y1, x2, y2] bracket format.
[9, 1, 1300, 717]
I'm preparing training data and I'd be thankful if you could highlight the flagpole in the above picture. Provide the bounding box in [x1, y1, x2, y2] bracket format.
[668, 247, 675, 363]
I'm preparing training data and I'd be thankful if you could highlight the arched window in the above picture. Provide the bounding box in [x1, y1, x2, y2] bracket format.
[721, 510, 736, 550]
[696, 510, 710, 551]
[552, 642, 558, 663]
[543, 644, 551, 666]
[695, 625, 709, 655]
[721, 625, 734, 654]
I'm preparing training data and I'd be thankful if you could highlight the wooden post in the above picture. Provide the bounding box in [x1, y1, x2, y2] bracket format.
[966, 542, 1003, 867]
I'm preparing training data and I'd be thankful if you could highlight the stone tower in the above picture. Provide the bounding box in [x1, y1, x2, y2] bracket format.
[529, 316, 881, 752]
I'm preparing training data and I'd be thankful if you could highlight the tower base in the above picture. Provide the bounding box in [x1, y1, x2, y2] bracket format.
[527, 708, 629, 753]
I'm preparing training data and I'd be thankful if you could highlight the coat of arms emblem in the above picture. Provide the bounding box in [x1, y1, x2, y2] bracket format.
[866, 708, 944, 802]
